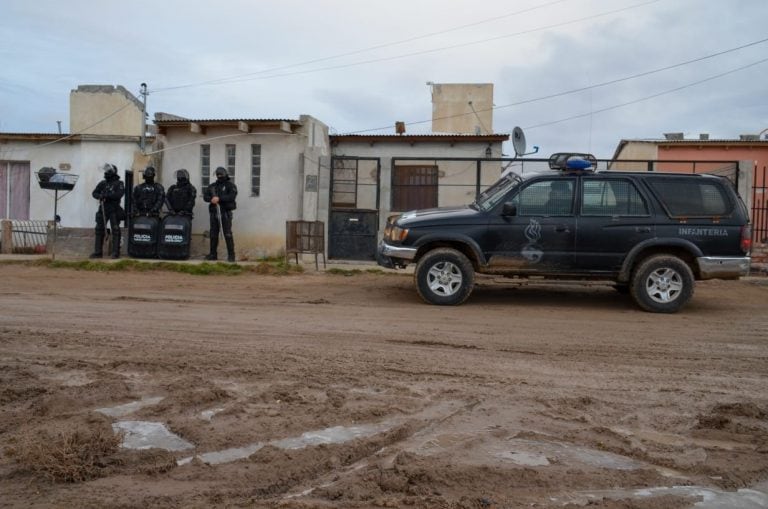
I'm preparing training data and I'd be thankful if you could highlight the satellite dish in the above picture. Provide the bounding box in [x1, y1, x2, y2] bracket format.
[512, 126, 527, 157]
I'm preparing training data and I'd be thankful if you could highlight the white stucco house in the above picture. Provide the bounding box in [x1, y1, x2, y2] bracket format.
[152, 114, 330, 259]
[0, 85, 148, 229]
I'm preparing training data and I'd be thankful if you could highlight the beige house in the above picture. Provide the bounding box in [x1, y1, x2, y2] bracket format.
[152, 114, 329, 259]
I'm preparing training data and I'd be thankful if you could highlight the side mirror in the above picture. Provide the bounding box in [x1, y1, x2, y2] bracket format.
[502, 203, 517, 216]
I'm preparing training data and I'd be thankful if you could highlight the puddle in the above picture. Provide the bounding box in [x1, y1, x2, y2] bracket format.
[495, 450, 550, 466]
[495, 439, 644, 470]
[178, 422, 391, 466]
[113, 421, 194, 451]
[200, 407, 225, 421]
[95, 396, 164, 417]
[554, 485, 768, 508]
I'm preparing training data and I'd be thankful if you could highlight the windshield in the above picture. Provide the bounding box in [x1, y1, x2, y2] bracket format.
[474, 174, 523, 212]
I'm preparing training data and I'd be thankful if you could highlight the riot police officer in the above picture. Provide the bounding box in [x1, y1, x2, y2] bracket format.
[90, 164, 125, 259]
[203, 167, 238, 262]
[132, 166, 165, 216]
[165, 169, 197, 216]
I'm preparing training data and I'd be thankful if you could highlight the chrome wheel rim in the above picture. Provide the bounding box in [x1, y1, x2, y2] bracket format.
[645, 267, 684, 304]
[427, 261, 463, 297]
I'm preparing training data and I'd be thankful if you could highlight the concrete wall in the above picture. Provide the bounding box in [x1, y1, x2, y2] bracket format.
[0, 138, 143, 228]
[154, 116, 329, 259]
[70, 85, 144, 137]
[431, 83, 494, 134]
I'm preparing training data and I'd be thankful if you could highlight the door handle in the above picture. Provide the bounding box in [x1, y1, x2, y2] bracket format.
[635, 226, 651, 233]
[555, 224, 570, 233]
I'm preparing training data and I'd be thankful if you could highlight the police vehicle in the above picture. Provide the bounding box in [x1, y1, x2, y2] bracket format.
[377, 153, 752, 313]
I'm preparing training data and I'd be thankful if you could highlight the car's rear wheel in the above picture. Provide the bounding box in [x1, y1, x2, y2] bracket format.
[630, 255, 694, 313]
[415, 248, 475, 305]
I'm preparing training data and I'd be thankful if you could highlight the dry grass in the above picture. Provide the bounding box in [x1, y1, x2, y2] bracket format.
[6, 421, 122, 483]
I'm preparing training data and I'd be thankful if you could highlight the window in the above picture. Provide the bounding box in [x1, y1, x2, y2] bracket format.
[513, 179, 575, 216]
[392, 165, 438, 211]
[200, 144, 210, 187]
[648, 178, 731, 217]
[332, 159, 357, 208]
[581, 179, 648, 216]
[225, 144, 236, 179]
[251, 144, 261, 196]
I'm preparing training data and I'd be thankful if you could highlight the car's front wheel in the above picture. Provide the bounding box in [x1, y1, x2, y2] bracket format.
[414, 248, 475, 305]
[630, 255, 694, 313]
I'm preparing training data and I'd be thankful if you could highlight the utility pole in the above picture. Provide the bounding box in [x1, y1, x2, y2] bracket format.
[140, 83, 148, 152]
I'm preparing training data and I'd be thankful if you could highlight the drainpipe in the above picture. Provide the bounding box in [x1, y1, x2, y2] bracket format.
[140, 83, 148, 153]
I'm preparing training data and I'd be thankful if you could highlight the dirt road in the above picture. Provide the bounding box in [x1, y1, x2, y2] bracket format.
[1, 263, 767, 508]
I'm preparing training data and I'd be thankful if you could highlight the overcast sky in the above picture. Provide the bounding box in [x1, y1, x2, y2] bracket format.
[1, 0, 766, 157]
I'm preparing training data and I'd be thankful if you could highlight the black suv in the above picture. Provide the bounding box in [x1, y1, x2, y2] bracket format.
[377, 154, 752, 313]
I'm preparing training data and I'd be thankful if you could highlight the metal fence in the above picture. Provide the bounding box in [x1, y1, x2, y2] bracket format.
[2, 220, 48, 254]
[753, 165, 768, 244]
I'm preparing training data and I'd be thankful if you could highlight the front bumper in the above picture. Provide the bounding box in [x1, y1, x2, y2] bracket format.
[696, 256, 751, 279]
[376, 241, 417, 269]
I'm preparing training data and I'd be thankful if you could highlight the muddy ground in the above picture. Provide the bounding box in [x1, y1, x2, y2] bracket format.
[1, 263, 767, 508]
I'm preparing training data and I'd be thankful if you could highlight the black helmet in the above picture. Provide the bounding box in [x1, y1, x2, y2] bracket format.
[103, 163, 118, 179]
[143, 166, 156, 180]
[215, 166, 228, 179]
[175, 169, 189, 183]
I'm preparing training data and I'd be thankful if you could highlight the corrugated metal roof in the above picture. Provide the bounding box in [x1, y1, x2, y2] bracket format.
[154, 118, 299, 124]
[622, 138, 768, 144]
[0, 132, 151, 141]
[331, 133, 509, 141]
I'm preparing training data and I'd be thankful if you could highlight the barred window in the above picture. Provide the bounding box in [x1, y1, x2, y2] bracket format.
[226, 144, 236, 180]
[200, 144, 210, 187]
[392, 165, 438, 211]
[251, 144, 261, 196]
[332, 159, 358, 208]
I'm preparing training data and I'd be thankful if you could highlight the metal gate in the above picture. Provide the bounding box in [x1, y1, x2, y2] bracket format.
[753, 165, 767, 244]
[328, 157, 380, 260]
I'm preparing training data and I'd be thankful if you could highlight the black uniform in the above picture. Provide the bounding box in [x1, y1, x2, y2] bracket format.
[166, 169, 197, 216]
[132, 167, 165, 216]
[90, 164, 125, 258]
[203, 167, 237, 262]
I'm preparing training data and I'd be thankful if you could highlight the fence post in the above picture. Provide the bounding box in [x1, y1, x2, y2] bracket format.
[1, 220, 12, 254]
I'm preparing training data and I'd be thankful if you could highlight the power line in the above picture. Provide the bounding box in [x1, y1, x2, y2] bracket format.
[151, 0, 570, 93]
[2, 99, 136, 157]
[151, 0, 661, 92]
[347, 36, 768, 134]
[519, 56, 768, 131]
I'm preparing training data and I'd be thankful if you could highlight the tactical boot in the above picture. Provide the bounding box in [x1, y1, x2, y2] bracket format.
[111, 236, 121, 259]
[90, 233, 104, 258]
[225, 236, 236, 263]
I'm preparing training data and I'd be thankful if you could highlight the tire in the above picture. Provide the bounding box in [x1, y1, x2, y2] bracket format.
[630, 255, 694, 313]
[414, 248, 475, 305]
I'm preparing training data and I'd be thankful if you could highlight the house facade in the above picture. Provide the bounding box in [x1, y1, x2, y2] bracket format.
[152, 114, 329, 259]
[1, 85, 148, 229]
[327, 133, 508, 259]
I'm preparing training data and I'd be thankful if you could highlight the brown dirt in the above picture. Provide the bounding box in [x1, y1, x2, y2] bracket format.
[1, 264, 767, 508]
